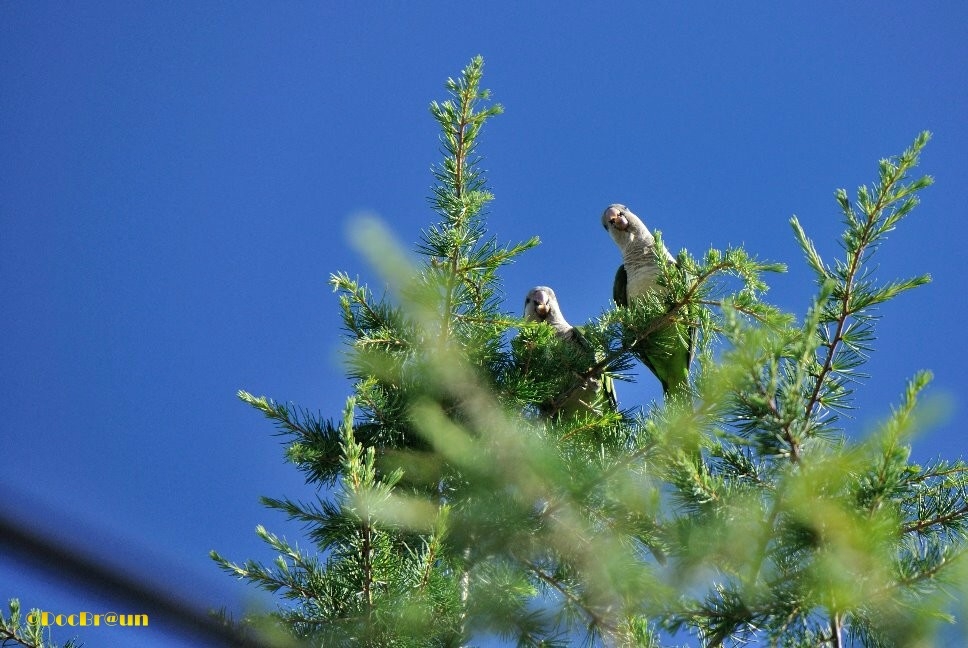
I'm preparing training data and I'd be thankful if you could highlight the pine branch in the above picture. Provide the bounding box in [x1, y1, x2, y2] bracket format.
[520, 558, 619, 638]
[799, 132, 933, 423]
[417, 506, 449, 592]
[902, 503, 968, 535]
[427, 56, 504, 347]
[211, 548, 321, 602]
[830, 612, 844, 648]
[0, 600, 73, 648]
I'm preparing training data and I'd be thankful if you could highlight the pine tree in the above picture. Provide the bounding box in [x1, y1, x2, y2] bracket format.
[213, 58, 968, 647]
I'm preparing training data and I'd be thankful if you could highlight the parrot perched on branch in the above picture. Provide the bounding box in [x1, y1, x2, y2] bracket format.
[601, 204, 695, 397]
[523, 286, 617, 417]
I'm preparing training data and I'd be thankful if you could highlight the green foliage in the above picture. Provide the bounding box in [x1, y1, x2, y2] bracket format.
[215, 57, 967, 647]
[213, 399, 462, 646]
[0, 599, 80, 648]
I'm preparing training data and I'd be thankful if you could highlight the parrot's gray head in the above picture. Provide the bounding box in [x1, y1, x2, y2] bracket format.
[524, 286, 573, 335]
[602, 204, 649, 247]
[524, 286, 560, 323]
[602, 204, 632, 232]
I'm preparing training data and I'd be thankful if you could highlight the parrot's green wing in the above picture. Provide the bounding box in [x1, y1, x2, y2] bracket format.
[646, 326, 691, 396]
[613, 264, 628, 308]
[645, 256, 694, 396]
[613, 261, 667, 392]
[618, 257, 694, 397]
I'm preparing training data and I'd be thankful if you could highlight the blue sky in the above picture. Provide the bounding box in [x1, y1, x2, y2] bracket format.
[2, 3, 967, 646]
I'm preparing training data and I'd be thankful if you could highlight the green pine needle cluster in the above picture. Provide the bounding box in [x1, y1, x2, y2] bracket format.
[0, 599, 81, 648]
[213, 57, 967, 647]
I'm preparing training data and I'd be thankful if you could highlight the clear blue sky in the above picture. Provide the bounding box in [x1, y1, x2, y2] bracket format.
[2, 3, 967, 646]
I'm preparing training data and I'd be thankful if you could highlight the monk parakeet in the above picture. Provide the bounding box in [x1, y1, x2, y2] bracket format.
[523, 286, 617, 417]
[601, 204, 694, 396]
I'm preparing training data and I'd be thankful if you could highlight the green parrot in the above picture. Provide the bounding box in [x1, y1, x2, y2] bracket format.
[601, 204, 694, 397]
[523, 286, 617, 417]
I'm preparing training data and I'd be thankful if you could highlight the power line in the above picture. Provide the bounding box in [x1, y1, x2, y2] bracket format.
[0, 510, 267, 647]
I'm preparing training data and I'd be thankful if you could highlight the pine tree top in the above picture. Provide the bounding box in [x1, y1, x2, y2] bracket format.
[215, 58, 966, 648]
